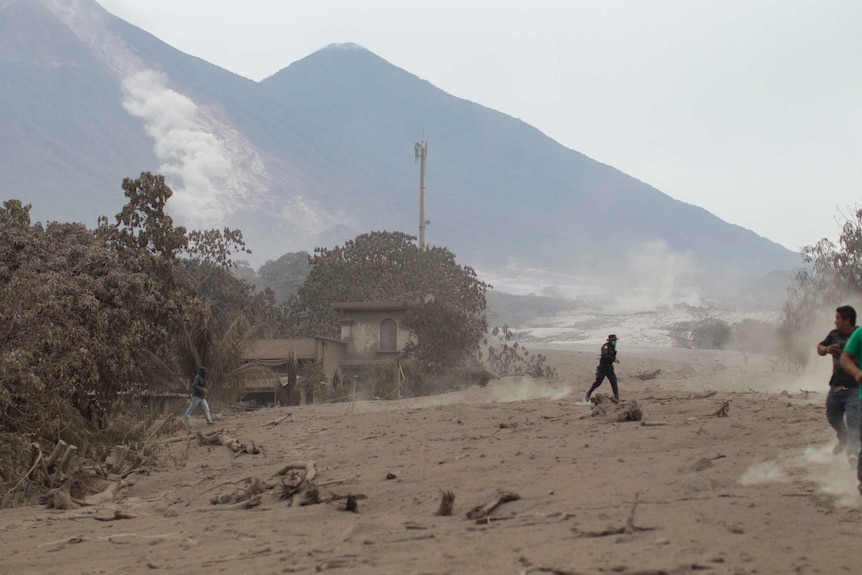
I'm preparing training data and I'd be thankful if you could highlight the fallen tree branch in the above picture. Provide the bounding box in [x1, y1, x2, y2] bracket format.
[144, 415, 173, 444]
[195, 431, 258, 455]
[574, 492, 656, 538]
[210, 477, 267, 505]
[158, 435, 193, 445]
[540, 415, 566, 421]
[185, 477, 253, 507]
[273, 461, 317, 481]
[713, 400, 731, 418]
[525, 567, 584, 575]
[262, 414, 291, 427]
[616, 402, 643, 422]
[44, 479, 78, 510]
[94, 510, 136, 521]
[76, 480, 128, 506]
[465, 490, 520, 520]
[215, 495, 261, 511]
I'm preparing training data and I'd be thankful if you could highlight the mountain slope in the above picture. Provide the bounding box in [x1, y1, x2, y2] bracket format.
[0, 0, 800, 281]
[0, 0, 156, 222]
[260, 45, 798, 273]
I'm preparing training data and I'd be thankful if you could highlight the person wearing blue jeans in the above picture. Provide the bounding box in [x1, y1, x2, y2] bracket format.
[183, 366, 214, 425]
[818, 306, 859, 459]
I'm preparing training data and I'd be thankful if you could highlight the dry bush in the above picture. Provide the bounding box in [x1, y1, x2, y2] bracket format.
[667, 318, 731, 350]
[485, 325, 557, 378]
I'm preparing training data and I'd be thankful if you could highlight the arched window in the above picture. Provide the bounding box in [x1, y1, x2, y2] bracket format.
[380, 319, 397, 352]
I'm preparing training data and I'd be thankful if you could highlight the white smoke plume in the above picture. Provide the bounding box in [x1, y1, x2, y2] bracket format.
[38, 0, 269, 229]
[617, 240, 701, 311]
[122, 70, 236, 227]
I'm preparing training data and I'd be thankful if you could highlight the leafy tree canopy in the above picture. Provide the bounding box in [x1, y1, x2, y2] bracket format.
[236, 251, 311, 303]
[0, 173, 280, 442]
[779, 208, 862, 369]
[287, 231, 489, 367]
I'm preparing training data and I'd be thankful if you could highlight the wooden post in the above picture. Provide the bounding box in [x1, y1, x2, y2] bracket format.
[287, 351, 299, 406]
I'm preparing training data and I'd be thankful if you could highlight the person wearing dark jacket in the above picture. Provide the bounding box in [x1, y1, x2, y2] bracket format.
[183, 366, 214, 425]
[817, 305, 859, 458]
[585, 334, 620, 402]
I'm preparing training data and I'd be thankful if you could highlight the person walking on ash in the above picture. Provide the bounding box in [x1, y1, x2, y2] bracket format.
[818, 306, 859, 459]
[183, 366, 214, 425]
[586, 334, 620, 403]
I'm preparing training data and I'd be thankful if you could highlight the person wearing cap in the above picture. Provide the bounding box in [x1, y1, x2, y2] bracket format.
[183, 366, 214, 425]
[585, 334, 620, 402]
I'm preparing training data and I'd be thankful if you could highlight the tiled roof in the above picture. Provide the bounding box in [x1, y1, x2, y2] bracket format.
[244, 338, 317, 360]
[332, 301, 418, 311]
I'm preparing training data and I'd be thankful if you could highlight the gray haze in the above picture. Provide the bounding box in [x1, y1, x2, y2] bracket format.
[94, 0, 862, 253]
[0, 0, 809, 311]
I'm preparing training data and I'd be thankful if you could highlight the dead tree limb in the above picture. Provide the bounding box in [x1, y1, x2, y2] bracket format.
[58, 444, 77, 475]
[76, 480, 128, 506]
[262, 414, 291, 427]
[273, 461, 317, 481]
[195, 431, 257, 455]
[45, 440, 66, 471]
[714, 400, 731, 417]
[143, 415, 173, 444]
[526, 567, 584, 575]
[185, 476, 255, 507]
[212, 495, 261, 511]
[44, 479, 78, 510]
[94, 510, 136, 521]
[616, 402, 643, 422]
[435, 489, 455, 516]
[624, 491, 640, 534]
[640, 421, 676, 427]
[575, 492, 656, 537]
[465, 490, 521, 520]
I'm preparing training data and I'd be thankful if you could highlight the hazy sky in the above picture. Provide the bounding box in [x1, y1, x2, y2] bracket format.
[94, 0, 862, 252]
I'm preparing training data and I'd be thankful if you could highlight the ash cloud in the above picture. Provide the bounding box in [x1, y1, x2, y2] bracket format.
[37, 0, 269, 231]
[121, 70, 267, 229]
[615, 240, 701, 312]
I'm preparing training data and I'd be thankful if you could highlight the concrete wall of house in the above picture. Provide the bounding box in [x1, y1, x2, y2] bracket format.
[316, 339, 346, 380]
[339, 310, 415, 360]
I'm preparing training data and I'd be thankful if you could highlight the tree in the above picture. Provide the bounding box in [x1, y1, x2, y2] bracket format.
[778, 208, 862, 369]
[97, 173, 284, 394]
[0, 173, 275, 441]
[100, 172, 188, 260]
[0, 200, 181, 437]
[287, 231, 489, 367]
[485, 325, 557, 378]
[253, 251, 312, 303]
[0, 174, 292, 504]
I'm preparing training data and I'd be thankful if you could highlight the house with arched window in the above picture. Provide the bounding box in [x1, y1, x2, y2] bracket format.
[241, 302, 422, 405]
[331, 301, 418, 363]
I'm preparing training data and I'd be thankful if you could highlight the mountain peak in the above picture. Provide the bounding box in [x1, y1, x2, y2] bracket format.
[320, 42, 368, 53]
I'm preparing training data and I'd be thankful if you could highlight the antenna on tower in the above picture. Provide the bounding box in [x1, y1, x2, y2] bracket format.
[414, 139, 428, 251]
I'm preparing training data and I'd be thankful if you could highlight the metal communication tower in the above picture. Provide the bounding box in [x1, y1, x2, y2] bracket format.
[414, 140, 428, 251]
